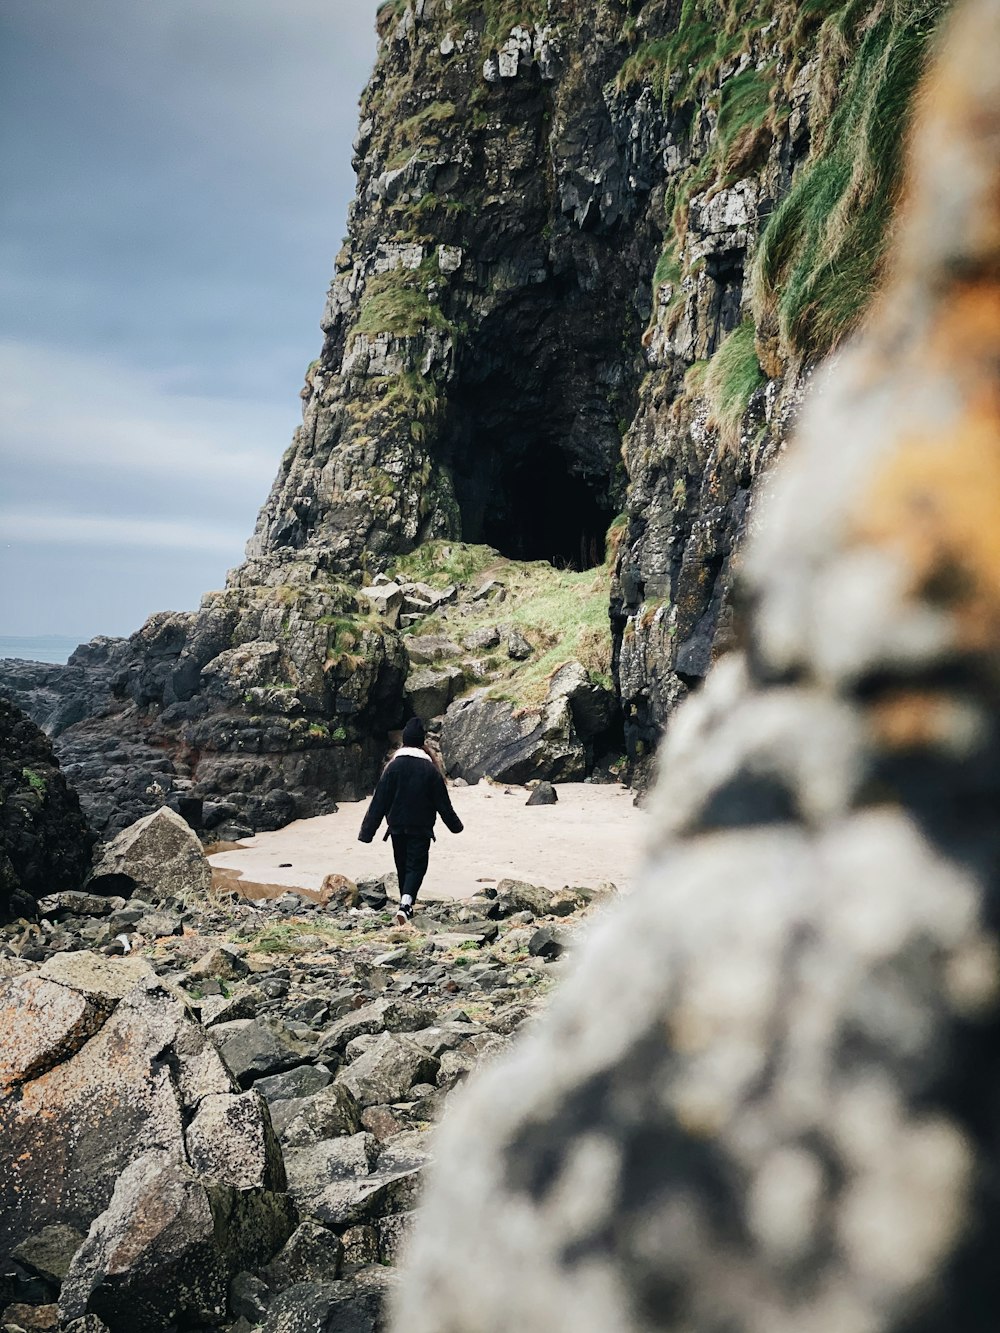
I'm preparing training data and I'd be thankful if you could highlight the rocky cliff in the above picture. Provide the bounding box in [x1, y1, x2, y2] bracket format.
[0, 0, 949, 833]
[395, 0, 1000, 1324]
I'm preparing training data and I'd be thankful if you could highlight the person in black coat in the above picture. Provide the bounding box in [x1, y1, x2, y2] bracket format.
[358, 718, 464, 925]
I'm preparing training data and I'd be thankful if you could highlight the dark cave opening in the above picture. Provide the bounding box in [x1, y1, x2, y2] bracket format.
[455, 432, 614, 570]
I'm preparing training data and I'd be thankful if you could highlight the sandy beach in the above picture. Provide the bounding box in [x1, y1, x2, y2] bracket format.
[209, 781, 648, 902]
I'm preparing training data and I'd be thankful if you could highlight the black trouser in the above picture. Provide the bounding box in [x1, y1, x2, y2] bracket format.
[390, 831, 431, 904]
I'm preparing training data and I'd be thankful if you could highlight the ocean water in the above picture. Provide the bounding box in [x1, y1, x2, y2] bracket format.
[0, 634, 82, 664]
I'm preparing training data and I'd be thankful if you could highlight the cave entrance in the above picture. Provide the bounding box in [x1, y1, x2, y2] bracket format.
[457, 433, 613, 570]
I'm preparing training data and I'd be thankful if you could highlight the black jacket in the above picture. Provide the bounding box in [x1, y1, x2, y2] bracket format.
[358, 750, 464, 843]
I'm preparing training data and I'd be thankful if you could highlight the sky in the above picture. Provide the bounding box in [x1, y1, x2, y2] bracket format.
[0, 1, 381, 640]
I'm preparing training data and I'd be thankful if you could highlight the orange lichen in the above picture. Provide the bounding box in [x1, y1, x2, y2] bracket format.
[871, 690, 967, 750]
[856, 385, 1000, 654]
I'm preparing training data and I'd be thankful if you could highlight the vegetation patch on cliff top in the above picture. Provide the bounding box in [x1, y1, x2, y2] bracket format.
[356, 259, 454, 338]
[392, 540, 615, 706]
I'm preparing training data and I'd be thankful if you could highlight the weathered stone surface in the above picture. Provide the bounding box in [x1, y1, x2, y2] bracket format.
[1, 956, 295, 1333]
[185, 1090, 286, 1192]
[0, 697, 93, 923]
[213, 1018, 310, 1088]
[35, 891, 120, 920]
[256, 1062, 333, 1107]
[280, 1083, 363, 1148]
[319, 999, 435, 1057]
[405, 666, 465, 723]
[284, 1135, 380, 1210]
[494, 880, 553, 917]
[58, 1151, 294, 1332]
[261, 1280, 384, 1333]
[11, 1223, 85, 1285]
[198, 986, 262, 1027]
[187, 942, 250, 982]
[404, 634, 463, 666]
[2, 1301, 59, 1329]
[87, 806, 210, 901]
[441, 689, 586, 785]
[525, 781, 558, 806]
[36, 950, 154, 1003]
[393, 8, 1000, 1329]
[526, 926, 566, 960]
[0, 975, 111, 1096]
[262, 1220, 345, 1291]
[312, 1167, 424, 1231]
[336, 1034, 440, 1109]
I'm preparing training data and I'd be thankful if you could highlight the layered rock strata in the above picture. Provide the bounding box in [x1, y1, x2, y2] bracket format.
[394, 2, 1000, 1327]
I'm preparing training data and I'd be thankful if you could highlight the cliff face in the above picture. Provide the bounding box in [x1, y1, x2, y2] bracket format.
[0, 0, 949, 834]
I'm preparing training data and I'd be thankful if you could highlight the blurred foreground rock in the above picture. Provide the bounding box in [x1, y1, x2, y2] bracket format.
[394, 4, 1000, 1330]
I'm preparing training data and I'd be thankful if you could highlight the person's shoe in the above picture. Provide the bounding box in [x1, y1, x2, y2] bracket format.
[392, 907, 408, 927]
[393, 897, 415, 928]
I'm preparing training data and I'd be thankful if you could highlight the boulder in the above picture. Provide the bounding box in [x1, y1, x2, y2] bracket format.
[403, 635, 462, 666]
[335, 1033, 440, 1108]
[547, 660, 616, 742]
[440, 690, 586, 785]
[261, 1280, 384, 1333]
[11, 1224, 86, 1285]
[462, 625, 500, 652]
[525, 782, 558, 806]
[37, 950, 155, 1003]
[86, 806, 210, 902]
[0, 697, 94, 923]
[311, 1166, 424, 1231]
[527, 926, 567, 960]
[1, 1301, 58, 1329]
[505, 629, 533, 661]
[185, 1090, 286, 1191]
[319, 999, 435, 1058]
[58, 1150, 294, 1332]
[256, 1063, 333, 1107]
[212, 1018, 310, 1088]
[495, 880, 553, 917]
[198, 986, 263, 1027]
[279, 1083, 363, 1147]
[284, 1134, 379, 1210]
[187, 943, 250, 982]
[35, 892, 121, 921]
[0, 964, 294, 1332]
[262, 1220, 345, 1290]
[405, 666, 465, 723]
[358, 582, 403, 627]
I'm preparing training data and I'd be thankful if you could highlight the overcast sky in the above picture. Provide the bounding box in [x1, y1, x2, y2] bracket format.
[0, 1, 380, 640]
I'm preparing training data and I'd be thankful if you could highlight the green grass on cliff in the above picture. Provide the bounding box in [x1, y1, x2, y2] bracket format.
[702, 319, 765, 448]
[356, 259, 453, 338]
[750, 0, 943, 358]
[620, 0, 946, 368]
[391, 540, 617, 706]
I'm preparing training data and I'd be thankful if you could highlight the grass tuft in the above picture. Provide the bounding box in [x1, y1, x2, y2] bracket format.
[702, 319, 765, 448]
[750, 0, 943, 361]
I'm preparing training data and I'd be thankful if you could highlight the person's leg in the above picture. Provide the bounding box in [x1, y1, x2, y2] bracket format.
[390, 834, 408, 897]
[402, 835, 431, 906]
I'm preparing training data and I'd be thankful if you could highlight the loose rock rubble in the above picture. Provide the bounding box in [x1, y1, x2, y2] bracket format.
[0, 831, 616, 1332]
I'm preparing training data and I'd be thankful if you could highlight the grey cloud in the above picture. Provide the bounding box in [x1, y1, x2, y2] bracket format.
[0, 1, 382, 639]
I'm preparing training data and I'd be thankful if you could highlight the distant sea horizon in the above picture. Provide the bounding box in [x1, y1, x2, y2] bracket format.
[0, 634, 87, 665]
